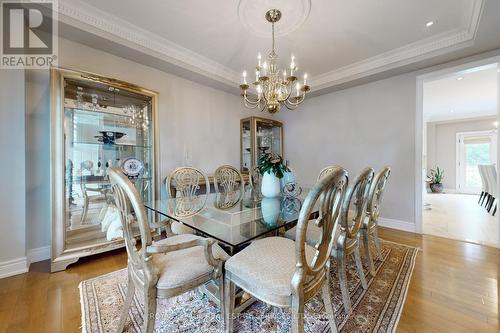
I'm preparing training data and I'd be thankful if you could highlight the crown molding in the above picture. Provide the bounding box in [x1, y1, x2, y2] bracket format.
[56, 0, 485, 93]
[311, 0, 485, 91]
[56, 0, 241, 86]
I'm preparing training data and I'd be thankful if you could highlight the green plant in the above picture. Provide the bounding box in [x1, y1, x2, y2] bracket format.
[258, 153, 290, 179]
[428, 167, 444, 184]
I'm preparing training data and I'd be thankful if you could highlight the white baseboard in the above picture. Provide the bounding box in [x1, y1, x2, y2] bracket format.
[378, 218, 416, 233]
[0, 257, 28, 279]
[27, 246, 51, 264]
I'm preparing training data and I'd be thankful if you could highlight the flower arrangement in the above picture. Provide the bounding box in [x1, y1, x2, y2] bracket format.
[258, 153, 290, 179]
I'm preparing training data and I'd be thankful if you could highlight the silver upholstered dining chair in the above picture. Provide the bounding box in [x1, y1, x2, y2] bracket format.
[214, 165, 244, 196]
[334, 167, 374, 313]
[361, 166, 391, 276]
[164, 166, 210, 234]
[224, 168, 348, 333]
[285, 167, 374, 314]
[108, 167, 229, 333]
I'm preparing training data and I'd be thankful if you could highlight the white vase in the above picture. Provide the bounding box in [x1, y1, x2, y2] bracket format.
[261, 172, 281, 198]
[261, 197, 281, 226]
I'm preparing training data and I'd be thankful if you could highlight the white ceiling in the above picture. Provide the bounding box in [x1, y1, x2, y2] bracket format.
[423, 64, 499, 122]
[55, 0, 500, 94]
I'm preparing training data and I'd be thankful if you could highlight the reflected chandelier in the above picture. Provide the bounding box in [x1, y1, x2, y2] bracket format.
[239, 9, 310, 114]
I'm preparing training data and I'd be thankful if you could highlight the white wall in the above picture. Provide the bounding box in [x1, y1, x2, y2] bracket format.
[0, 70, 27, 277]
[426, 117, 497, 189]
[24, 37, 256, 260]
[277, 73, 417, 228]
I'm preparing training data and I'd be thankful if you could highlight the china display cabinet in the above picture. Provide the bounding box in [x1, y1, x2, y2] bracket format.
[50, 68, 158, 271]
[240, 117, 283, 173]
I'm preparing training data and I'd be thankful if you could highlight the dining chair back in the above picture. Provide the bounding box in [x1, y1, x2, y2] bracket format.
[224, 168, 348, 333]
[109, 167, 228, 333]
[333, 167, 374, 313]
[166, 166, 210, 198]
[318, 165, 342, 180]
[478, 165, 488, 205]
[362, 166, 391, 275]
[213, 165, 244, 195]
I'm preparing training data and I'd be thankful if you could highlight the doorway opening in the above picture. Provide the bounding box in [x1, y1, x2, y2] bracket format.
[419, 60, 499, 247]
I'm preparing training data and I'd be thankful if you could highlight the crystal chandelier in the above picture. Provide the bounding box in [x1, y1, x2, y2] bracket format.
[240, 9, 310, 114]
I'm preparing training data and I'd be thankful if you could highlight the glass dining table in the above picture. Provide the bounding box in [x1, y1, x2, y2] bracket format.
[145, 186, 315, 312]
[145, 187, 313, 255]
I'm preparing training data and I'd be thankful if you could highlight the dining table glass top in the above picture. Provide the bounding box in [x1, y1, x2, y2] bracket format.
[145, 187, 313, 249]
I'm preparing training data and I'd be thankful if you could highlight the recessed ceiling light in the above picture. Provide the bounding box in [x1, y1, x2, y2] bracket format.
[426, 21, 434, 27]
[450, 110, 454, 113]
[457, 77, 464, 81]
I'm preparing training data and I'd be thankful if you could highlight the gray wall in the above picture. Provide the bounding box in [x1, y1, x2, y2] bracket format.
[277, 73, 417, 224]
[24, 37, 256, 254]
[0, 70, 26, 265]
[426, 117, 497, 189]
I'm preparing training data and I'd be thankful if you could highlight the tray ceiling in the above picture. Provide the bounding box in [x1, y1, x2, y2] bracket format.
[57, 0, 487, 92]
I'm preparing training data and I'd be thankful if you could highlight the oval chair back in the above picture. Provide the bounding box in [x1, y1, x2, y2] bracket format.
[108, 167, 153, 280]
[318, 165, 343, 181]
[166, 166, 210, 199]
[366, 166, 391, 227]
[214, 165, 244, 196]
[340, 167, 375, 240]
[292, 166, 348, 294]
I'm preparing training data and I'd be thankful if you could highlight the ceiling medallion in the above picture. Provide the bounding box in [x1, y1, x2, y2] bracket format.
[239, 9, 310, 114]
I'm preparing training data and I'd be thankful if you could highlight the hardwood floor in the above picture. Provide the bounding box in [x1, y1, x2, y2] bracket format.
[0, 228, 498, 333]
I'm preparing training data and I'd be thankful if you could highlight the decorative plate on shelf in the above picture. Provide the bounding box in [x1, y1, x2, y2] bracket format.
[120, 157, 144, 177]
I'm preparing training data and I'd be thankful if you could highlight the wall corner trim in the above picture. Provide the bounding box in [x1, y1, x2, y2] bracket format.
[378, 218, 416, 233]
[0, 257, 28, 279]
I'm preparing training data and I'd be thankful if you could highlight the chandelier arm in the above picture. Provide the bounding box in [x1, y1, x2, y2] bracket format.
[243, 93, 260, 105]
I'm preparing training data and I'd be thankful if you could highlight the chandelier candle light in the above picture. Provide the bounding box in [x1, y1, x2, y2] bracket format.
[240, 9, 310, 114]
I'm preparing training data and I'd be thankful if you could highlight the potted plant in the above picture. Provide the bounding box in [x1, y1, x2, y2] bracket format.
[428, 167, 444, 193]
[258, 153, 289, 197]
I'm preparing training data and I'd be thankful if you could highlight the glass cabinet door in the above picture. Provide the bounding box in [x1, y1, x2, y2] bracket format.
[51, 68, 158, 271]
[241, 119, 252, 172]
[255, 118, 283, 161]
[240, 117, 283, 173]
[63, 78, 154, 249]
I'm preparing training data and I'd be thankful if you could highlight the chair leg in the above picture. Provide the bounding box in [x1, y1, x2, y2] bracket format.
[142, 285, 157, 333]
[362, 228, 375, 276]
[218, 273, 225, 327]
[334, 249, 351, 313]
[354, 244, 368, 290]
[291, 292, 305, 333]
[224, 275, 236, 333]
[487, 197, 495, 212]
[478, 191, 484, 204]
[372, 227, 383, 261]
[321, 269, 338, 333]
[116, 271, 135, 333]
[481, 192, 489, 206]
[493, 203, 497, 216]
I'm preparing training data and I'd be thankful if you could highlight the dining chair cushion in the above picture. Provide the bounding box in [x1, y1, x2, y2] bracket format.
[152, 234, 230, 290]
[224, 237, 317, 307]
